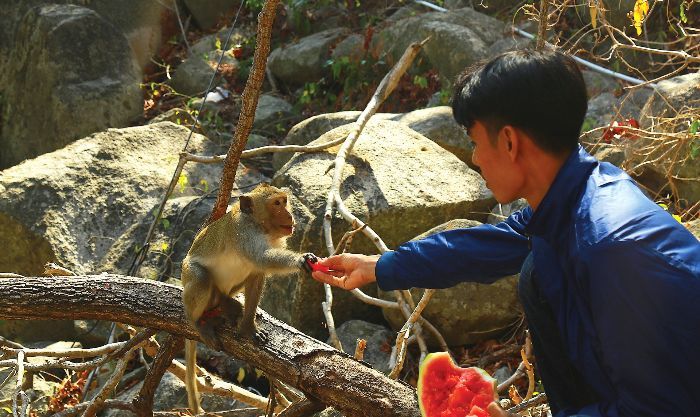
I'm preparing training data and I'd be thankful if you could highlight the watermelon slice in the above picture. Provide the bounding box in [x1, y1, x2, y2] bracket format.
[417, 352, 497, 417]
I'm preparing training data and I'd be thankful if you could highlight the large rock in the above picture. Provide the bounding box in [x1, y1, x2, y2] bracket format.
[0, 4, 142, 169]
[0, 320, 77, 345]
[372, 8, 504, 83]
[0, 122, 261, 276]
[686, 219, 700, 241]
[625, 73, 700, 204]
[380, 220, 522, 347]
[268, 28, 349, 87]
[393, 106, 474, 165]
[170, 48, 239, 96]
[103, 371, 252, 416]
[183, 0, 240, 30]
[0, 1, 177, 72]
[253, 94, 297, 134]
[269, 120, 495, 339]
[272, 106, 473, 170]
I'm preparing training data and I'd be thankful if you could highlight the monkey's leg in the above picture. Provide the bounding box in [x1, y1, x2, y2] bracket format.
[219, 294, 243, 327]
[184, 261, 224, 350]
[240, 274, 266, 343]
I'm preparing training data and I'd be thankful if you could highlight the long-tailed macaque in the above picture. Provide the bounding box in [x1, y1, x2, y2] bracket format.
[181, 184, 316, 414]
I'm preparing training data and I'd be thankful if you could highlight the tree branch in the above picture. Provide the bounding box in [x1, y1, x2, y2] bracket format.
[206, 0, 280, 226]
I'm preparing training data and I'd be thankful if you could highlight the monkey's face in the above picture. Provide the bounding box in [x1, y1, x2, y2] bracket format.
[265, 193, 295, 238]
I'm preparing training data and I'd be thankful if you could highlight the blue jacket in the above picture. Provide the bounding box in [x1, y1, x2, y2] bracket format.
[376, 146, 700, 417]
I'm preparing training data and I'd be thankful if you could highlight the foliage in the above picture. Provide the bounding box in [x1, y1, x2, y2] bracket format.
[47, 371, 88, 413]
[632, 0, 650, 35]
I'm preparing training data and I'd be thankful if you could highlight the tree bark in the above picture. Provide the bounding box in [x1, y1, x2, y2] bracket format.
[0, 276, 420, 417]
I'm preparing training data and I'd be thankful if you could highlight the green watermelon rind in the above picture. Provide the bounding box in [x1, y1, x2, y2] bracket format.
[417, 351, 497, 417]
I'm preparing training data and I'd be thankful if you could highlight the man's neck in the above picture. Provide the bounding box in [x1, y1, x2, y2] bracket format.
[522, 149, 571, 211]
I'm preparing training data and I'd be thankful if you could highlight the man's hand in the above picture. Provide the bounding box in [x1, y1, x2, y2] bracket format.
[487, 402, 515, 417]
[310, 253, 380, 290]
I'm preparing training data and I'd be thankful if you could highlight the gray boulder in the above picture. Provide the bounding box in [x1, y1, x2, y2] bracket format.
[183, 0, 240, 30]
[253, 94, 297, 134]
[245, 133, 275, 150]
[190, 27, 248, 58]
[0, 320, 77, 345]
[392, 106, 474, 166]
[0, 122, 261, 276]
[487, 36, 533, 56]
[269, 120, 495, 339]
[592, 145, 626, 167]
[104, 371, 250, 416]
[273, 106, 473, 170]
[0, 1, 176, 72]
[582, 70, 619, 100]
[285, 5, 350, 34]
[379, 219, 521, 347]
[372, 8, 504, 83]
[386, 3, 428, 22]
[269, 28, 350, 87]
[170, 49, 239, 96]
[625, 73, 700, 203]
[272, 111, 363, 170]
[0, 4, 142, 169]
[331, 34, 365, 61]
[331, 320, 394, 373]
[583, 87, 652, 131]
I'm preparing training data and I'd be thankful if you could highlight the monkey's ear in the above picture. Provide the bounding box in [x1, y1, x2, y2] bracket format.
[240, 195, 253, 214]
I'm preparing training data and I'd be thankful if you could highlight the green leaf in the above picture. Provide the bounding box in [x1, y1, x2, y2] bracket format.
[161, 242, 169, 251]
[413, 75, 428, 89]
[690, 140, 700, 159]
[161, 218, 171, 230]
[680, 3, 688, 24]
[215, 37, 222, 50]
[200, 179, 209, 193]
[690, 119, 699, 135]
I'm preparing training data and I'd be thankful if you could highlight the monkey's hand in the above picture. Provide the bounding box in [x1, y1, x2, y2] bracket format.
[300, 253, 319, 273]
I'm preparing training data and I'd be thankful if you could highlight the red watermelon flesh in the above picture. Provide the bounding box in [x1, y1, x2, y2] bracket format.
[417, 352, 497, 417]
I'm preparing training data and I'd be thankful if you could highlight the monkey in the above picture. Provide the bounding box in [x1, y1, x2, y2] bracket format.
[181, 183, 317, 414]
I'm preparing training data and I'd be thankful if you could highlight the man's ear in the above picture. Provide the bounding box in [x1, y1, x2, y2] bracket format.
[500, 125, 520, 161]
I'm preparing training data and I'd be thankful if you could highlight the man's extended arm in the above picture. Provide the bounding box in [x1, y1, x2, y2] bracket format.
[375, 208, 531, 290]
[312, 208, 532, 291]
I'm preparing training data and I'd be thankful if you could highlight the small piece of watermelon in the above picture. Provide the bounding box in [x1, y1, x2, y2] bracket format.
[417, 352, 497, 417]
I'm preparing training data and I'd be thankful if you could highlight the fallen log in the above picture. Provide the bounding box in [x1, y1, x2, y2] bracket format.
[0, 275, 420, 417]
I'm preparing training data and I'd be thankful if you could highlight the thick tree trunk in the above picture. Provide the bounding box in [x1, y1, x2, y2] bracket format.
[0, 276, 420, 417]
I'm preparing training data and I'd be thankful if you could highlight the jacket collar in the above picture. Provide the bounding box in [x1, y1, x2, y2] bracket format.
[525, 145, 598, 241]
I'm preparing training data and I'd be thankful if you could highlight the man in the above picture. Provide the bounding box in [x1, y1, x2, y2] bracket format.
[310, 49, 700, 417]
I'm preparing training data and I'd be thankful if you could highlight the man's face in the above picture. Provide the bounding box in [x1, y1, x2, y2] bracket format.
[467, 120, 523, 203]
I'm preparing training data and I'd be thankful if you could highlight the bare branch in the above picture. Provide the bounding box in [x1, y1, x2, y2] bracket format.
[133, 335, 185, 416]
[206, 0, 280, 226]
[81, 347, 135, 417]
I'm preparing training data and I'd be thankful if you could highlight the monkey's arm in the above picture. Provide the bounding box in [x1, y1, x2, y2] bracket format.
[237, 233, 307, 274]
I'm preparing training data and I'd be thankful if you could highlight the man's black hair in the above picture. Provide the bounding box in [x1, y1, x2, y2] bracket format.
[452, 49, 587, 155]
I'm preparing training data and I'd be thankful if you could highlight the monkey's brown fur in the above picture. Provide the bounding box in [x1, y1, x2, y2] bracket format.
[181, 184, 309, 414]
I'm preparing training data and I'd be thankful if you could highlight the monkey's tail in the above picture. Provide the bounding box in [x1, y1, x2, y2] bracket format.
[185, 339, 203, 414]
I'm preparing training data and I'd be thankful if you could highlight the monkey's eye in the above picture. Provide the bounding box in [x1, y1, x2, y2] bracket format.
[274, 200, 281, 206]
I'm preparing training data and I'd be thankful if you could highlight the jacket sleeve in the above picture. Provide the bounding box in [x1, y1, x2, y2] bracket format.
[560, 240, 700, 417]
[375, 208, 532, 290]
